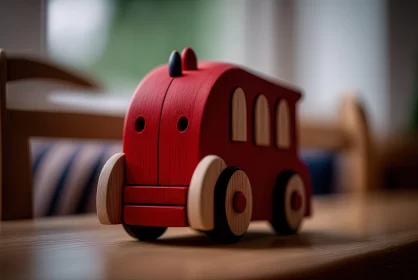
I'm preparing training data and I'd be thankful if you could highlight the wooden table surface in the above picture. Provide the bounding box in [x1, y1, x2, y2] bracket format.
[1, 190, 418, 280]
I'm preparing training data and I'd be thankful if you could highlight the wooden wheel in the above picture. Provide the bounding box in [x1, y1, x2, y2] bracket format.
[188, 155, 227, 230]
[96, 153, 125, 225]
[123, 224, 167, 241]
[270, 173, 306, 234]
[206, 167, 253, 244]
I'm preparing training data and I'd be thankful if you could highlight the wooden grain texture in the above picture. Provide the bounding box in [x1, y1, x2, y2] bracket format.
[276, 100, 290, 148]
[231, 87, 247, 142]
[1, 191, 418, 280]
[123, 65, 173, 185]
[188, 155, 227, 230]
[96, 153, 124, 225]
[284, 174, 306, 230]
[254, 94, 271, 146]
[158, 63, 220, 185]
[225, 169, 252, 236]
[197, 66, 312, 220]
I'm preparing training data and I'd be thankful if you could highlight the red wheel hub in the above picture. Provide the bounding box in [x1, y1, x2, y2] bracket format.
[291, 191, 302, 211]
[232, 191, 247, 214]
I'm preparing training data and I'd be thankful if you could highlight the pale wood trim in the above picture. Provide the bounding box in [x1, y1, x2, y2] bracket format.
[225, 169, 252, 236]
[284, 174, 306, 230]
[231, 88, 247, 141]
[254, 94, 271, 146]
[97, 153, 124, 225]
[276, 100, 291, 148]
[188, 155, 227, 230]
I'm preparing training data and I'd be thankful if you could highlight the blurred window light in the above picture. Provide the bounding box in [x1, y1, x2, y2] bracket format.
[47, 0, 114, 67]
[46, 0, 220, 92]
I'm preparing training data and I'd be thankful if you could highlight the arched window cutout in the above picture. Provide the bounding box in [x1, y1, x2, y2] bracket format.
[231, 88, 247, 141]
[254, 94, 271, 146]
[276, 100, 290, 148]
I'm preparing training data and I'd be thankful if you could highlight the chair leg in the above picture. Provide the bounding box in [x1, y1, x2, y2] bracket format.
[339, 94, 375, 192]
[1, 125, 33, 220]
[0, 49, 6, 220]
[1, 49, 33, 220]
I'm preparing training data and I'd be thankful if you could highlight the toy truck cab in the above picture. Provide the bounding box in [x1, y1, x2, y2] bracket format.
[97, 48, 312, 243]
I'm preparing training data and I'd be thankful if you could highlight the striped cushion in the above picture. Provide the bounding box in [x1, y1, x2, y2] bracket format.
[301, 150, 336, 195]
[30, 140, 336, 217]
[31, 139, 121, 217]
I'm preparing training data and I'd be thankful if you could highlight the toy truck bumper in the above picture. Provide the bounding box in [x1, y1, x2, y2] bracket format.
[124, 205, 187, 227]
[123, 186, 189, 227]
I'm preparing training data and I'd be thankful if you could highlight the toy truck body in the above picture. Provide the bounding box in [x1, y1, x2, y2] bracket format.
[97, 48, 312, 243]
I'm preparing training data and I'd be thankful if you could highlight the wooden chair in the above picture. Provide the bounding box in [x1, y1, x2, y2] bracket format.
[299, 94, 375, 193]
[0, 49, 124, 220]
[0, 48, 375, 220]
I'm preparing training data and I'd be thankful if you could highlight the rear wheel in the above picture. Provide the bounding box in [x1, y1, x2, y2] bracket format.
[123, 224, 167, 241]
[206, 167, 252, 244]
[270, 173, 306, 234]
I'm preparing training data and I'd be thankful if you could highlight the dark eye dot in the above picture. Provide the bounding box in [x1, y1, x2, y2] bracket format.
[135, 117, 145, 132]
[177, 116, 188, 132]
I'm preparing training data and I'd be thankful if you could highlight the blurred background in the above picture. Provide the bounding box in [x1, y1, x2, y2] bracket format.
[1, 0, 418, 217]
[3, 0, 417, 135]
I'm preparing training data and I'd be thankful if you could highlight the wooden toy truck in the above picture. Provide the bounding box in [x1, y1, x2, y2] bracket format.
[97, 48, 312, 243]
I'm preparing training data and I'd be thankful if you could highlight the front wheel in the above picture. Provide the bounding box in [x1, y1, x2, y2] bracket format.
[96, 153, 124, 225]
[270, 173, 306, 235]
[123, 224, 167, 241]
[205, 167, 253, 244]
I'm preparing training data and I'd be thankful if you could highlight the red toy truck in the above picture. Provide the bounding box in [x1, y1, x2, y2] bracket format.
[96, 48, 312, 243]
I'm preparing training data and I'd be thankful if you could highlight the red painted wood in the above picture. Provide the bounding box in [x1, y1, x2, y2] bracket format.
[158, 63, 228, 185]
[122, 65, 173, 185]
[123, 186, 188, 205]
[181, 47, 198, 70]
[122, 47, 312, 226]
[124, 205, 187, 227]
[155, 60, 311, 219]
[196, 66, 312, 219]
[233, 191, 247, 214]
